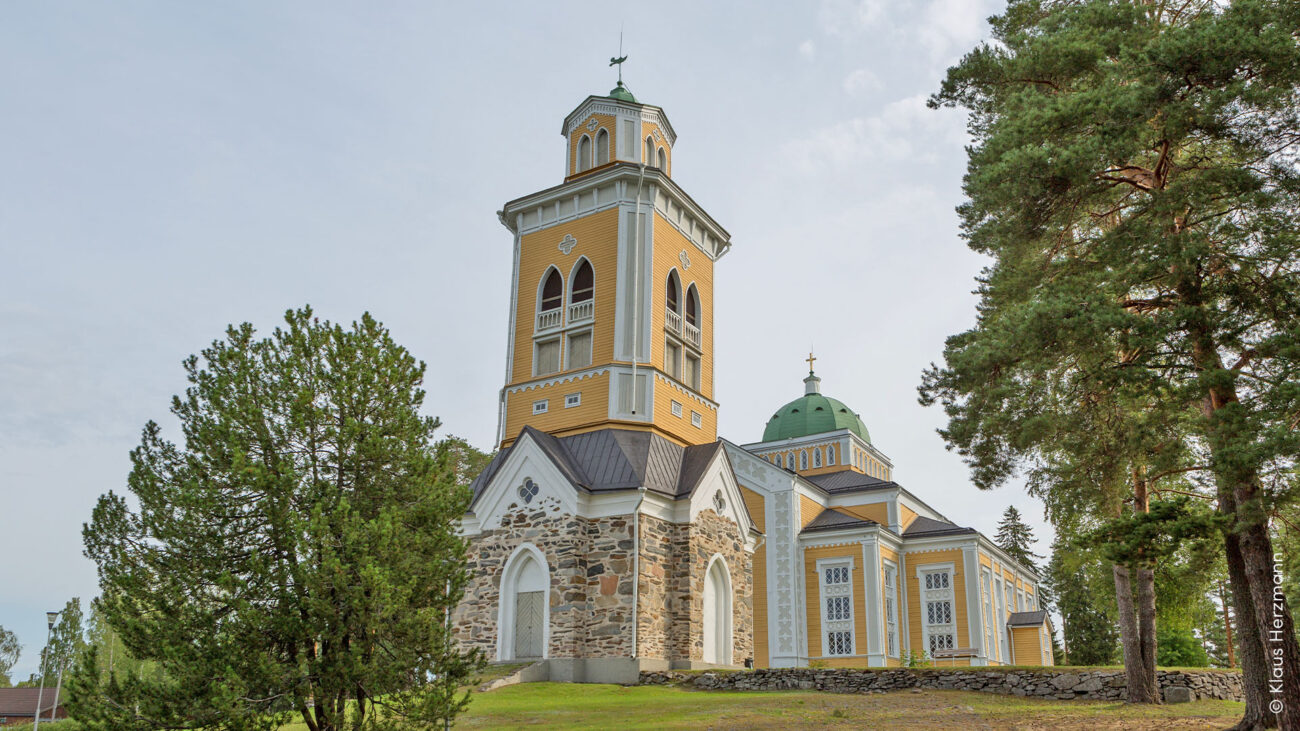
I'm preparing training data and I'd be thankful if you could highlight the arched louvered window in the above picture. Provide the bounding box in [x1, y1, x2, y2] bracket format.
[813, 449, 823, 468]
[540, 269, 563, 312]
[666, 271, 681, 313]
[685, 284, 699, 327]
[827, 444, 836, 466]
[595, 129, 609, 166]
[577, 135, 592, 172]
[657, 147, 666, 170]
[785, 453, 794, 470]
[799, 451, 808, 470]
[571, 260, 593, 303]
[645, 136, 655, 166]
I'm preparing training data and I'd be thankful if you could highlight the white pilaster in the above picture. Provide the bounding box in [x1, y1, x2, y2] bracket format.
[862, 539, 885, 666]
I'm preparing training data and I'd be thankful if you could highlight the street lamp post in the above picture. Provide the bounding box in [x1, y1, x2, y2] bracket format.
[32, 611, 58, 731]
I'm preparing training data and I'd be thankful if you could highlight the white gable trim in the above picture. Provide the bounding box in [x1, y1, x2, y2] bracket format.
[465, 432, 580, 535]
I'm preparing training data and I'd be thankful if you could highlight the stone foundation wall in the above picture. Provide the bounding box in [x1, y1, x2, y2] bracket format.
[687, 509, 754, 665]
[453, 495, 635, 660]
[640, 668, 1244, 702]
[635, 510, 753, 665]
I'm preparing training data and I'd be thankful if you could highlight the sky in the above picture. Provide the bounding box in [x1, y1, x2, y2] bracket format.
[0, 0, 1050, 680]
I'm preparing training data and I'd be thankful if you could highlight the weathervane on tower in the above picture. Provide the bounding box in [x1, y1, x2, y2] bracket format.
[610, 28, 628, 86]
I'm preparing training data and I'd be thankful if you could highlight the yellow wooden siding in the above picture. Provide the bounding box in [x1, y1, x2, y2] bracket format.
[904, 548, 970, 655]
[502, 372, 610, 442]
[651, 211, 714, 402]
[739, 487, 766, 533]
[651, 377, 717, 446]
[1011, 626, 1047, 666]
[510, 207, 620, 386]
[803, 545, 868, 659]
[899, 505, 919, 531]
[640, 121, 671, 175]
[835, 503, 889, 526]
[566, 113, 617, 180]
[799, 494, 824, 528]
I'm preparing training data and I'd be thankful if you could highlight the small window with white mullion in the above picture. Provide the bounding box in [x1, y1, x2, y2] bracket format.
[883, 562, 900, 658]
[819, 560, 855, 657]
[920, 567, 956, 656]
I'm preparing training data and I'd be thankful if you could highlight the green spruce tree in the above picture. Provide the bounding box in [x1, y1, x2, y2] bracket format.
[995, 506, 1042, 572]
[71, 307, 483, 731]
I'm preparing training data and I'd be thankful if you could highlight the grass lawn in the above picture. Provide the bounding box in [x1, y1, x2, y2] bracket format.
[450, 683, 1242, 730]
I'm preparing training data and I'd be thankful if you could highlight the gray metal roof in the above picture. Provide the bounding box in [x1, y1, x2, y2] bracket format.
[903, 515, 976, 537]
[470, 427, 732, 508]
[1007, 610, 1049, 627]
[804, 469, 896, 494]
[801, 508, 878, 533]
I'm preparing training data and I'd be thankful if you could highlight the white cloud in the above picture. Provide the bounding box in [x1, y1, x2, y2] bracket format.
[817, 0, 887, 36]
[842, 67, 881, 95]
[917, 0, 991, 62]
[798, 39, 816, 59]
[780, 93, 965, 174]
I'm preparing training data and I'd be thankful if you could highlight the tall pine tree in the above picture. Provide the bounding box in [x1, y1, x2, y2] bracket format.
[925, 1, 1300, 724]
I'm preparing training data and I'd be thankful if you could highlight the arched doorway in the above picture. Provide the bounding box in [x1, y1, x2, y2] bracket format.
[498, 544, 549, 661]
[702, 555, 732, 665]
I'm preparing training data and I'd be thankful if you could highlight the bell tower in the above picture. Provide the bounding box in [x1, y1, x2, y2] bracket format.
[495, 77, 731, 448]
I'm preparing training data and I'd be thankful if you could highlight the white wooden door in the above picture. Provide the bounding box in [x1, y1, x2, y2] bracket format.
[514, 590, 544, 658]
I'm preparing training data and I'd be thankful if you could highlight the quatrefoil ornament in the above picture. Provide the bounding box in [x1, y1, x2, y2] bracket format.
[518, 478, 540, 504]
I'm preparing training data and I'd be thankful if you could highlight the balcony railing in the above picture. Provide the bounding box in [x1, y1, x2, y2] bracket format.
[536, 308, 562, 331]
[568, 300, 593, 323]
[665, 307, 682, 333]
[684, 320, 701, 348]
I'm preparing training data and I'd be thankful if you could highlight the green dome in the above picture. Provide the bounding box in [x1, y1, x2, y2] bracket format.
[608, 81, 637, 102]
[762, 373, 871, 443]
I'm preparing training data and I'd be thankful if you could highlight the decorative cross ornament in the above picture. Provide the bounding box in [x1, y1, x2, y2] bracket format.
[586, 117, 599, 132]
[713, 490, 726, 513]
[678, 249, 691, 269]
[558, 234, 577, 255]
[518, 478, 539, 504]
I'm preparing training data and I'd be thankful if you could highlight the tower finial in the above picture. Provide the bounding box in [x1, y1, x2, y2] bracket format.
[610, 28, 628, 85]
[806, 350, 817, 374]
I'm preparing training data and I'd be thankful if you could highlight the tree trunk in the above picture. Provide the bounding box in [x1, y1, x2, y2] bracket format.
[1114, 564, 1158, 703]
[1179, 276, 1300, 729]
[1220, 582, 1236, 668]
[1133, 475, 1158, 701]
[1223, 526, 1274, 730]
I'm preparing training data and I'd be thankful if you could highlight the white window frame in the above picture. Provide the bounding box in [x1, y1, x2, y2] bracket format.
[691, 411, 702, 428]
[564, 393, 581, 408]
[533, 337, 561, 377]
[671, 400, 683, 417]
[532, 399, 549, 415]
[799, 450, 808, 470]
[817, 557, 856, 657]
[813, 448, 823, 468]
[981, 568, 996, 661]
[917, 563, 957, 657]
[883, 560, 900, 658]
[827, 443, 836, 466]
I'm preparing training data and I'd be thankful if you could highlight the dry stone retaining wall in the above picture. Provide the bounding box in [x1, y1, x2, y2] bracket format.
[640, 668, 1243, 703]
